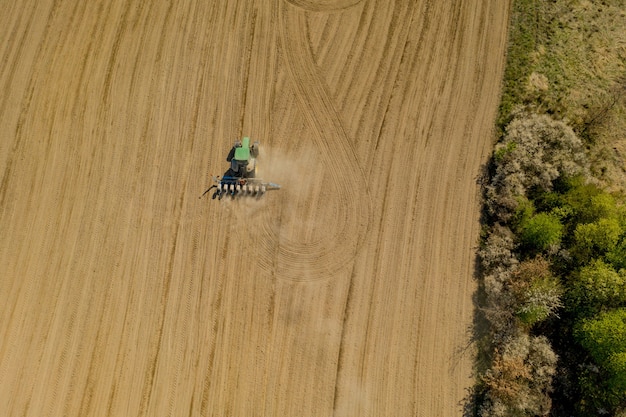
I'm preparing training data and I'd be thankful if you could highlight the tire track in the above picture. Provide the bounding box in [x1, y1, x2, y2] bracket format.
[0, 0, 60, 221]
[0, 0, 512, 415]
[267, 0, 372, 280]
[0, 0, 36, 121]
[72, 3, 150, 415]
[327, 1, 509, 413]
[0, 2, 117, 414]
[123, 2, 180, 414]
[286, 0, 363, 12]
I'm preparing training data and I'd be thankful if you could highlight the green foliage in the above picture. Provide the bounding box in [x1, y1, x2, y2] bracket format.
[511, 196, 535, 230]
[607, 239, 626, 271]
[497, 0, 543, 131]
[478, 0, 626, 414]
[519, 212, 563, 252]
[589, 193, 620, 221]
[576, 308, 626, 393]
[576, 363, 625, 416]
[494, 141, 517, 163]
[573, 218, 622, 262]
[569, 259, 626, 315]
[565, 186, 626, 265]
[511, 257, 563, 326]
[608, 351, 626, 390]
[516, 275, 563, 326]
[570, 189, 619, 225]
[557, 179, 602, 224]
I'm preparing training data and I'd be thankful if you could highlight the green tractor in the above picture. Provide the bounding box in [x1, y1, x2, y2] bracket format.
[201, 137, 281, 200]
[226, 136, 259, 178]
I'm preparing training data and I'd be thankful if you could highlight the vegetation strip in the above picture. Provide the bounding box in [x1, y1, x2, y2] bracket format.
[474, 0, 626, 415]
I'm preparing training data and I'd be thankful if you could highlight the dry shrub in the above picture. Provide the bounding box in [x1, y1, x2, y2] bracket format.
[479, 225, 521, 339]
[480, 334, 557, 417]
[479, 224, 518, 274]
[482, 269, 518, 344]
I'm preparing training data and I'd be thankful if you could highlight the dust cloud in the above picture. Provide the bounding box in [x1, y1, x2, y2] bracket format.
[263, 144, 340, 243]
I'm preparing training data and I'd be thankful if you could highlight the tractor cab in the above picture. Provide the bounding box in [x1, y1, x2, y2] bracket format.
[226, 136, 258, 178]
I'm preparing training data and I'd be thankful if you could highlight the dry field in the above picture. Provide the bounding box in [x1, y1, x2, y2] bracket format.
[0, 1, 509, 416]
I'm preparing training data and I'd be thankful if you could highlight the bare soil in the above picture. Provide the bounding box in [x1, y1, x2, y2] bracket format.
[0, 1, 510, 415]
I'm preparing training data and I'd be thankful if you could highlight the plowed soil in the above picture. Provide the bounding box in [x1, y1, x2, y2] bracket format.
[0, 1, 509, 416]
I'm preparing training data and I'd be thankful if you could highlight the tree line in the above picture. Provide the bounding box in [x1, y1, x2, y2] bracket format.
[476, 113, 626, 416]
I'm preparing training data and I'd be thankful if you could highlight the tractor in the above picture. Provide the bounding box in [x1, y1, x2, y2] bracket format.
[201, 137, 281, 200]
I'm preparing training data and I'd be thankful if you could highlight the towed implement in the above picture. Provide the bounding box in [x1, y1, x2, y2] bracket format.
[205, 176, 281, 200]
[201, 136, 281, 200]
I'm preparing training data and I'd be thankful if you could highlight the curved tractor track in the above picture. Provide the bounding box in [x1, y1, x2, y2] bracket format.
[260, 1, 373, 280]
[0, 1, 510, 416]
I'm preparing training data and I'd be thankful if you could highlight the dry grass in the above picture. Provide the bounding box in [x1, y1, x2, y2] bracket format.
[532, 1, 626, 192]
[501, 0, 626, 192]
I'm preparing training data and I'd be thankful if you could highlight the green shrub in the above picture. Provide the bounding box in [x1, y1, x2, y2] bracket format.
[569, 259, 626, 315]
[575, 308, 626, 395]
[573, 218, 622, 262]
[520, 212, 564, 252]
[494, 141, 518, 163]
[547, 178, 600, 231]
[569, 189, 620, 225]
[511, 196, 535, 230]
[607, 239, 626, 271]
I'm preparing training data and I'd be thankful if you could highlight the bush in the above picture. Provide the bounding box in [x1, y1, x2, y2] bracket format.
[512, 259, 563, 326]
[566, 187, 620, 225]
[480, 334, 557, 417]
[486, 114, 587, 222]
[479, 225, 519, 273]
[536, 176, 597, 229]
[575, 308, 626, 395]
[573, 218, 622, 262]
[482, 269, 519, 343]
[511, 196, 536, 230]
[478, 225, 521, 340]
[569, 259, 626, 315]
[519, 212, 564, 252]
[607, 239, 626, 271]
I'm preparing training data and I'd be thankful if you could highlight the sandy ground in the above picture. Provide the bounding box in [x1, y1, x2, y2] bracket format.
[0, 1, 510, 416]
